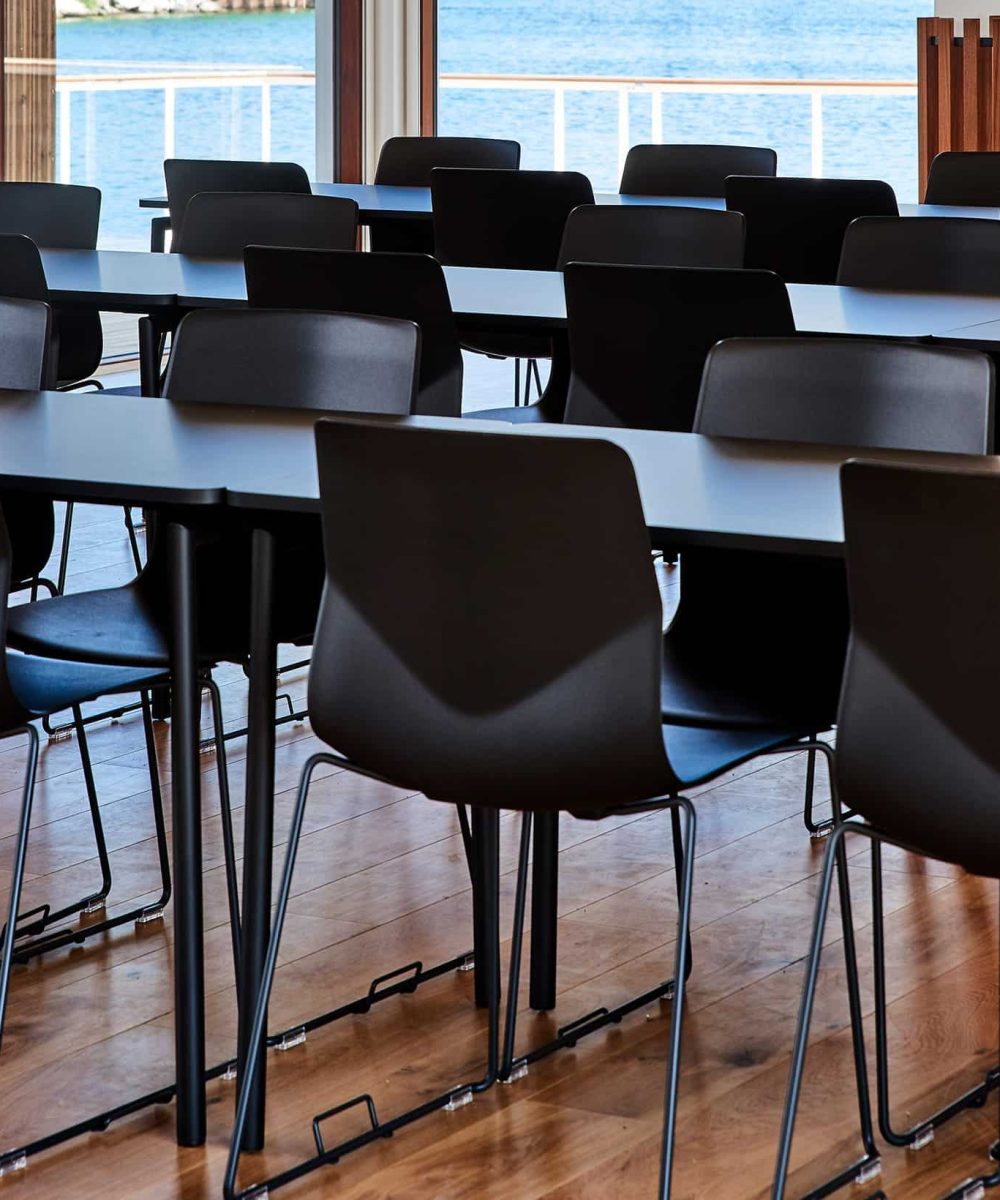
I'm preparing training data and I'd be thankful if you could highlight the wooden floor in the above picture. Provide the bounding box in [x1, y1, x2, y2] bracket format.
[0, 477, 997, 1199]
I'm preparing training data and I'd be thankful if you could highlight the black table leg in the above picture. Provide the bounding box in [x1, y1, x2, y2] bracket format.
[238, 528, 277, 1151]
[167, 521, 206, 1146]
[470, 807, 500, 1009]
[529, 811, 558, 1012]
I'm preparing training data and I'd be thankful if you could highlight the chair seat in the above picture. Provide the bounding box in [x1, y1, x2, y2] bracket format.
[461, 333, 553, 362]
[664, 721, 810, 788]
[8, 581, 173, 667]
[101, 384, 143, 396]
[660, 635, 837, 733]
[7, 651, 165, 717]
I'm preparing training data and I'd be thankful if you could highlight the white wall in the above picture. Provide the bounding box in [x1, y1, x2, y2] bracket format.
[934, 2, 993, 30]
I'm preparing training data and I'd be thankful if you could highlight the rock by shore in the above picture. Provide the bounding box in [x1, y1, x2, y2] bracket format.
[57, 0, 311, 17]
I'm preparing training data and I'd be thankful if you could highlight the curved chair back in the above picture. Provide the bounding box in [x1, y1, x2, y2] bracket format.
[0, 295, 55, 588]
[431, 168, 595, 270]
[695, 338, 994, 453]
[0, 234, 49, 305]
[173, 192, 358, 257]
[163, 309, 419, 414]
[245, 246, 460, 417]
[837, 216, 1000, 294]
[0, 183, 102, 384]
[619, 143, 776, 196]
[164, 158, 310, 245]
[838, 460, 1000, 879]
[557, 205, 744, 269]
[924, 151, 1000, 207]
[310, 419, 674, 809]
[373, 135, 521, 253]
[563, 262, 794, 430]
[725, 175, 899, 284]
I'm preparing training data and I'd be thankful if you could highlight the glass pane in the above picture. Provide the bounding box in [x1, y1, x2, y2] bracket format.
[4, 0, 316, 247]
[438, 0, 931, 200]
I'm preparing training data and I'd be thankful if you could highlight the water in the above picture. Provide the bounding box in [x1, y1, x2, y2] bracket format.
[56, 1, 931, 247]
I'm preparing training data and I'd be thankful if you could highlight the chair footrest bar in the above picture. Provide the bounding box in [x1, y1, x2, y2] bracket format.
[11, 903, 168, 963]
[885, 1064, 1000, 1149]
[263, 950, 473, 1048]
[517, 978, 676, 1068]
[800, 1153, 882, 1200]
[43, 699, 144, 739]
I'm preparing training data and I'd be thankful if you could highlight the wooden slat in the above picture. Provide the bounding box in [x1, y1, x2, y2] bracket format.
[420, 0, 437, 136]
[2, 0, 54, 181]
[962, 19, 981, 149]
[917, 16, 940, 194]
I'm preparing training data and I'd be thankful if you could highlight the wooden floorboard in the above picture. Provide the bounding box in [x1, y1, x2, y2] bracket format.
[0, 496, 996, 1199]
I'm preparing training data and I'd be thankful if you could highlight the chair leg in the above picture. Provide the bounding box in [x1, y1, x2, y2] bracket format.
[513, 358, 522, 406]
[203, 674, 242, 985]
[500, 812, 532, 1081]
[0, 727, 39, 1051]
[223, 769, 500, 1200]
[123, 507, 143, 573]
[658, 796, 696, 1200]
[56, 501, 74, 596]
[772, 822, 880, 1199]
[138, 690, 171, 920]
[529, 358, 543, 399]
[670, 804, 694, 984]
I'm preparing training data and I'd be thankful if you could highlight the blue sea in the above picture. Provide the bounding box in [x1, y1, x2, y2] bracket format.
[56, 0, 930, 247]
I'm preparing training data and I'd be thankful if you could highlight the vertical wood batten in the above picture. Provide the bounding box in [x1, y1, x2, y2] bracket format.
[2, 0, 56, 182]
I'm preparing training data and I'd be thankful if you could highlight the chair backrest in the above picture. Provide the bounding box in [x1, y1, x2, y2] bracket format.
[0, 296, 51, 391]
[563, 262, 794, 431]
[619, 143, 777, 197]
[375, 135, 521, 186]
[0, 234, 48, 305]
[0, 182, 100, 249]
[244, 246, 461, 418]
[557, 205, 745, 269]
[172, 192, 358, 257]
[837, 216, 1000, 294]
[725, 175, 899, 284]
[309, 419, 674, 809]
[431, 168, 595, 270]
[924, 151, 1000, 207]
[373, 136, 522, 253]
[837, 460, 1000, 879]
[162, 309, 419, 414]
[164, 158, 310, 244]
[695, 338, 994, 453]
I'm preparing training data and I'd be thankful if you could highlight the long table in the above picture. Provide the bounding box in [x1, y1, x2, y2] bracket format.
[0, 390, 991, 1161]
[40, 248, 1000, 342]
[138, 180, 1000, 223]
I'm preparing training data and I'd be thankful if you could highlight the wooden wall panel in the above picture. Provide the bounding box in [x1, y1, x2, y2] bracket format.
[420, 0, 436, 135]
[2, 0, 55, 181]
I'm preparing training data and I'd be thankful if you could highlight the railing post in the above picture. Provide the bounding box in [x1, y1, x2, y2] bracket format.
[58, 86, 72, 184]
[651, 89, 663, 143]
[618, 89, 630, 179]
[553, 85, 565, 170]
[164, 81, 176, 159]
[810, 90, 824, 177]
[261, 81, 272, 161]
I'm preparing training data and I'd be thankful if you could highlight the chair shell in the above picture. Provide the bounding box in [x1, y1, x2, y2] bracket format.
[725, 175, 899, 284]
[245, 246, 460, 418]
[172, 192, 358, 257]
[163, 158, 310, 246]
[695, 337, 994, 453]
[619, 143, 776, 196]
[838, 459, 1000, 881]
[924, 150, 1000, 207]
[557, 204, 745, 269]
[837, 216, 1000, 294]
[563, 262, 794, 430]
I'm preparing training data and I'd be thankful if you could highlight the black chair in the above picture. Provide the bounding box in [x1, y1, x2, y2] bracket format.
[562, 263, 795, 431]
[223, 418, 826, 1200]
[0, 296, 57, 597]
[172, 192, 359, 257]
[162, 158, 311, 250]
[2, 310, 419, 967]
[557, 204, 745, 269]
[773, 459, 1000, 1200]
[924, 150, 1000, 206]
[0, 235, 142, 587]
[372, 135, 520, 253]
[688, 336, 993, 837]
[0, 186, 103, 388]
[475, 210, 749, 427]
[431, 167, 595, 406]
[245, 246, 462, 417]
[837, 216, 1000, 294]
[619, 143, 777, 196]
[725, 176, 899, 284]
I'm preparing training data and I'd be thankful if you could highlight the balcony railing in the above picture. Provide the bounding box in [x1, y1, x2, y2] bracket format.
[46, 63, 917, 184]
